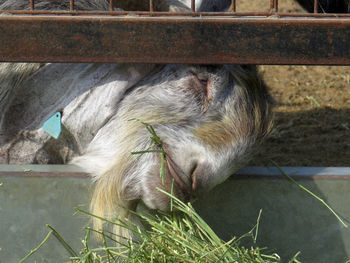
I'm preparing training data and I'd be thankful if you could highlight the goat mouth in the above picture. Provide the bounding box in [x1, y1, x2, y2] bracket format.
[165, 154, 192, 201]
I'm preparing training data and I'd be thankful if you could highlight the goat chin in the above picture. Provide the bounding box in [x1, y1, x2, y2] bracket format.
[0, 0, 273, 241]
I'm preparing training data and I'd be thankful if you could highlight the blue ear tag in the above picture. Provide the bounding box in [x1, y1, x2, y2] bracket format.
[43, 112, 62, 139]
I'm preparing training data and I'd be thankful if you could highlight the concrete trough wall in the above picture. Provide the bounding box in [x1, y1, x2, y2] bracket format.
[0, 165, 349, 262]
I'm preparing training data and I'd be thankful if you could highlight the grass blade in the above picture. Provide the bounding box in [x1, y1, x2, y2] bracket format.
[272, 161, 348, 228]
[46, 224, 78, 257]
[254, 209, 263, 244]
[18, 230, 53, 263]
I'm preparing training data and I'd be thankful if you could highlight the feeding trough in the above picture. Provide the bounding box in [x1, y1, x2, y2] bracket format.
[0, 165, 349, 261]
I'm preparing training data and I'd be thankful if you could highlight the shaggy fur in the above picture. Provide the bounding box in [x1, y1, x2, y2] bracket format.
[0, 0, 272, 238]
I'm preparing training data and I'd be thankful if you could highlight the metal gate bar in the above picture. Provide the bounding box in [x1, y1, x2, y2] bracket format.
[1, 0, 350, 65]
[3, 10, 350, 17]
[1, 14, 350, 65]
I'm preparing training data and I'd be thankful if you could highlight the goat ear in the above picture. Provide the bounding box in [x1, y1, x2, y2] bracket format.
[112, 0, 169, 11]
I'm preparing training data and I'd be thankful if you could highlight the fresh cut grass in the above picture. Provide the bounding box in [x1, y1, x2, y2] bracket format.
[19, 191, 302, 263]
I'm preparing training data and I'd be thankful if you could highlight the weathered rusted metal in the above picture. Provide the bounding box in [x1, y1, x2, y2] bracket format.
[150, 0, 154, 12]
[1, 12, 350, 64]
[109, 0, 113, 12]
[191, 0, 195, 12]
[314, 0, 318, 13]
[270, 0, 278, 12]
[70, 0, 74, 11]
[30, 0, 34, 11]
[229, 0, 236, 12]
[3, 10, 350, 17]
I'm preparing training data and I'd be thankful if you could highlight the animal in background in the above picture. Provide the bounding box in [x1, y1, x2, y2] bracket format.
[296, 0, 350, 13]
[0, 0, 272, 237]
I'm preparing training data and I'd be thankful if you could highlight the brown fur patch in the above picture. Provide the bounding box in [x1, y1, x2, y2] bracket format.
[194, 120, 237, 149]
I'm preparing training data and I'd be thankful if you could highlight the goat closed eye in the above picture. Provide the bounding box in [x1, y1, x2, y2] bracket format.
[189, 70, 210, 99]
[197, 76, 208, 86]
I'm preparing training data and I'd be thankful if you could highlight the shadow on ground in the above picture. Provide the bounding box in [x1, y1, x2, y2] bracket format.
[250, 107, 350, 166]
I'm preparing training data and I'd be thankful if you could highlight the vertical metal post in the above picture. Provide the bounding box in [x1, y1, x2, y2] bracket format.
[30, 0, 34, 11]
[109, 0, 113, 11]
[70, 0, 74, 11]
[150, 0, 154, 12]
[314, 0, 318, 13]
[275, 0, 278, 12]
[191, 0, 195, 12]
[229, 0, 236, 12]
[270, 0, 278, 12]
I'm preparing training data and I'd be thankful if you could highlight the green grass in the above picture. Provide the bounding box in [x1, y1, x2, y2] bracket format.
[129, 118, 166, 185]
[19, 194, 301, 263]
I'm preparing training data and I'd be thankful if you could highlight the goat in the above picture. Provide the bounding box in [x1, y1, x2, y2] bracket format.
[0, 0, 272, 238]
[296, 0, 350, 13]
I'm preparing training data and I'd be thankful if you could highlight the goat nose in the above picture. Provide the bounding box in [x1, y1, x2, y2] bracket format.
[192, 172, 198, 192]
[190, 163, 213, 196]
[188, 161, 196, 190]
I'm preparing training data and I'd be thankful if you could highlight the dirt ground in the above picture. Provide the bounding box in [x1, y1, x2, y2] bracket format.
[235, 0, 350, 166]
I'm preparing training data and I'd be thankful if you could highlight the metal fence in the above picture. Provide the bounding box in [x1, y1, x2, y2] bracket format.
[1, 0, 350, 64]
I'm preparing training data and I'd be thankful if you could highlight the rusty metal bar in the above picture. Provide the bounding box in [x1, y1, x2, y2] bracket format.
[229, 0, 236, 12]
[191, 0, 195, 12]
[270, 0, 278, 12]
[109, 0, 113, 11]
[30, 0, 34, 11]
[3, 10, 350, 17]
[70, 0, 74, 11]
[1, 15, 350, 65]
[275, 0, 278, 12]
[314, 0, 318, 13]
[270, 0, 274, 11]
[150, 0, 154, 12]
